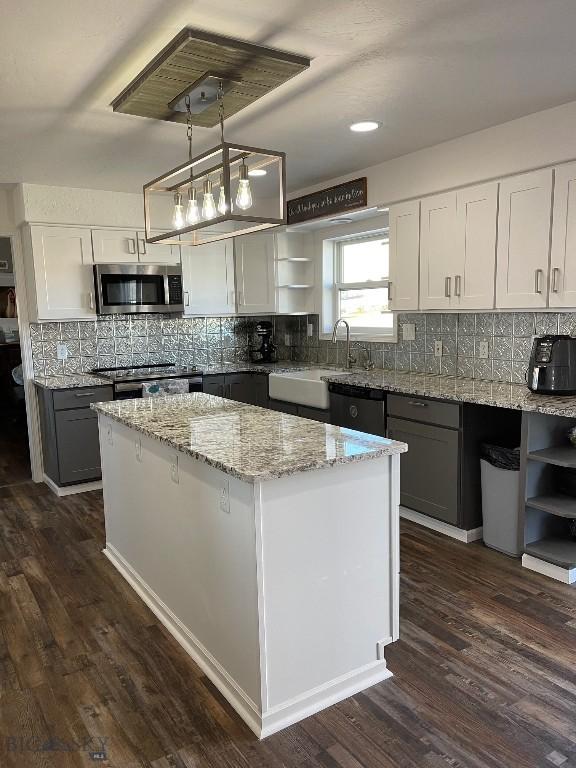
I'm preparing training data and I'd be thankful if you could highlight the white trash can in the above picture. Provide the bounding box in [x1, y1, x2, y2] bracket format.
[480, 444, 521, 557]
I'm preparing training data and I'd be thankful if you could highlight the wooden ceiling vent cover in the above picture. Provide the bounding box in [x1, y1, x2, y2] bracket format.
[111, 27, 311, 127]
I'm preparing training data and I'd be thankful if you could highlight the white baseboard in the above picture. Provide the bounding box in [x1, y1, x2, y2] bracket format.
[522, 553, 576, 585]
[43, 474, 102, 497]
[104, 543, 393, 739]
[400, 506, 483, 543]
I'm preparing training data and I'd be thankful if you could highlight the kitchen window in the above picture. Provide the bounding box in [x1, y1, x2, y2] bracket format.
[331, 233, 394, 339]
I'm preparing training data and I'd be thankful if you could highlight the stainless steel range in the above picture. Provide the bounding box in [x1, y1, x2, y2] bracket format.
[92, 363, 203, 399]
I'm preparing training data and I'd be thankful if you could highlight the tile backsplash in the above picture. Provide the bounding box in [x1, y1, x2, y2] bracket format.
[291, 311, 576, 384]
[30, 315, 300, 376]
[31, 310, 576, 384]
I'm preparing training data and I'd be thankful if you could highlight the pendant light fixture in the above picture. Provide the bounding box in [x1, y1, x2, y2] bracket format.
[143, 79, 286, 246]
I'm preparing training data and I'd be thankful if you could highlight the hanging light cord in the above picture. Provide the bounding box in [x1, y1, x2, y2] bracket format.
[185, 94, 193, 182]
[218, 80, 225, 144]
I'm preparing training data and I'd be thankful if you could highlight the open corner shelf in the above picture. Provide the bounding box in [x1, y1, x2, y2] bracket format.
[526, 494, 576, 519]
[524, 537, 576, 569]
[527, 445, 576, 469]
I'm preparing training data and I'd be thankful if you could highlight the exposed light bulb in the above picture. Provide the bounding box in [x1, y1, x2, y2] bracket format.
[236, 161, 253, 210]
[202, 178, 217, 219]
[172, 192, 185, 229]
[217, 174, 228, 215]
[186, 187, 200, 224]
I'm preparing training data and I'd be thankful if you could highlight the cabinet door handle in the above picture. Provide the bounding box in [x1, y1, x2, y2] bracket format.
[388, 281, 393, 300]
[552, 267, 560, 293]
[127, 238, 136, 254]
[184, 291, 190, 307]
[534, 268, 543, 294]
[138, 237, 147, 256]
[88, 293, 95, 310]
[349, 405, 358, 418]
[408, 400, 428, 407]
[229, 290, 236, 307]
[75, 391, 96, 397]
[454, 275, 461, 297]
[444, 276, 451, 298]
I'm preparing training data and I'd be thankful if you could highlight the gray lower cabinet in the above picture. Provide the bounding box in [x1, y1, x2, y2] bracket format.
[36, 384, 113, 487]
[203, 373, 268, 407]
[387, 416, 460, 525]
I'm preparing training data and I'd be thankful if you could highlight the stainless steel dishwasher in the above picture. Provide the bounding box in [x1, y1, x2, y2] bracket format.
[328, 382, 386, 436]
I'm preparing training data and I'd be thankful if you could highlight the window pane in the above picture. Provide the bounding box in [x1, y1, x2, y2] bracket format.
[340, 239, 389, 283]
[338, 287, 393, 330]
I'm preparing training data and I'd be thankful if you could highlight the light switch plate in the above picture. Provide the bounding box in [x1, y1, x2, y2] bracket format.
[402, 323, 416, 341]
[56, 343, 69, 361]
[478, 341, 489, 359]
[434, 340, 443, 357]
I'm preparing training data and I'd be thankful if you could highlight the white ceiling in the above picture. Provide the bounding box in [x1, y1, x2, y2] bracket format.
[3, 0, 576, 196]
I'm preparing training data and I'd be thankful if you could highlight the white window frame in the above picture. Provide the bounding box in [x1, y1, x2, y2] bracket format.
[322, 231, 396, 342]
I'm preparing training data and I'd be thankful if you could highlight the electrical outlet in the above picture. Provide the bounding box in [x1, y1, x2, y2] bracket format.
[219, 482, 230, 514]
[56, 343, 69, 361]
[478, 341, 490, 359]
[284, 333, 291, 346]
[402, 323, 416, 341]
[307, 323, 314, 338]
[434, 340, 443, 357]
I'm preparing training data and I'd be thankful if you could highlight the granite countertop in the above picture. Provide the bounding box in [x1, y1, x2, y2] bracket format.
[322, 369, 576, 417]
[92, 393, 407, 483]
[33, 373, 112, 390]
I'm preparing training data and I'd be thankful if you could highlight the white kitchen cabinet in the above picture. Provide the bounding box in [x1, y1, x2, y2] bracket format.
[91, 229, 139, 263]
[389, 200, 420, 311]
[495, 169, 553, 309]
[419, 193, 456, 310]
[137, 232, 179, 264]
[453, 182, 498, 310]
[550, 162, 576, 308]
[27, 225, 96, 321]
[181, 240, 235, 316]
[91, 229, 179, 264]
[235, 233, 276, 314]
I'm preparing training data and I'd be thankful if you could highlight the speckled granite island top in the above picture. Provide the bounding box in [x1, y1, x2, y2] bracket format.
[322, 369, 576, 417]
[92, 392, 407, 483]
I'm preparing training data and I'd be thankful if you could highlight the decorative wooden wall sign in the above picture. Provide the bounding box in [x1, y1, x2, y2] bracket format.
[287, 177, 367, 224]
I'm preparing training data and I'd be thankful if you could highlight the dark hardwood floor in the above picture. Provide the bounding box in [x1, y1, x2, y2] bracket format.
[1, 482, 576, 768]
[0, 411, 31, 488]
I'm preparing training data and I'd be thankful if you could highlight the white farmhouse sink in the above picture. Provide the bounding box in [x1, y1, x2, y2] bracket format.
[268, 368, 348, 410]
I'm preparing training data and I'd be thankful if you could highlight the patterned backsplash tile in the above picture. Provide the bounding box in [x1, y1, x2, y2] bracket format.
[30, 314, 301, 376]
[291, 311, 576, 384]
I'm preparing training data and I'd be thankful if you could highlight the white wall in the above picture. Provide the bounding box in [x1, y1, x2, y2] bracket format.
[293, 99, 576, 206]
[0, 188, 15, 231]
[12, 183, 145, 228]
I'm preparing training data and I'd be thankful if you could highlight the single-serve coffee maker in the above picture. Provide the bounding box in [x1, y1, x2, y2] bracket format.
[250, 321, 277, 364]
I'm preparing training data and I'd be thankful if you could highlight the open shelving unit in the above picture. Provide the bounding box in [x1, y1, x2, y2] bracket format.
[275, 233, 315, 315]
[520, 412, 576, 584]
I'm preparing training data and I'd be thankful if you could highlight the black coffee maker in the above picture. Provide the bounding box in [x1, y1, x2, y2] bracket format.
[250, 321, 277, 364]
[527, 335, 576, 394]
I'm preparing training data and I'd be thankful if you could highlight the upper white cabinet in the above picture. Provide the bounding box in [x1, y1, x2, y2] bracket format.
[181, 240, 235, 316]
[453, 182, 498, 310]
[91, 229, 139, 263]
[27, 226, 96, 321]
[419, 193, 456, 310]
[389, 200, 420, 311]
[235, 233, 276, 314]
[91, 229, 178, 264]
[550, 161, 576, 307]
[495, 169, 553, 309]
[137, 232, 179, 264]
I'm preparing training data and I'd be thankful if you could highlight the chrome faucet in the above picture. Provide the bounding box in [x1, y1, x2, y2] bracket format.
[332, 318, 356, 369]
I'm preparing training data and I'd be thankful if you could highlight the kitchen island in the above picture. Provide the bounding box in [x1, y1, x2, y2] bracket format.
[93, 393, 407, 738]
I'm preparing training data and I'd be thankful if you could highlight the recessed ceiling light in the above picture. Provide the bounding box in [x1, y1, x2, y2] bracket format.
[330, 217, 353, 224]
[349, 121, 381, 133]
[248, 168, 267, 177]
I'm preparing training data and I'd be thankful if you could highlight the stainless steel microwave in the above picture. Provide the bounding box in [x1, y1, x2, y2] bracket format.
[93, 264, 184, 315]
